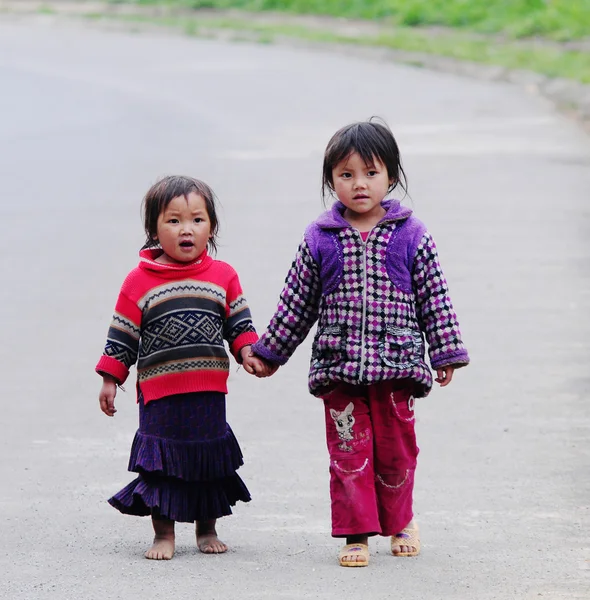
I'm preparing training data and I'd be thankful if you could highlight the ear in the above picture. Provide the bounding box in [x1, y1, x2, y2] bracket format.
[345, 402, 354, 414]
[329, 409, 338, 419]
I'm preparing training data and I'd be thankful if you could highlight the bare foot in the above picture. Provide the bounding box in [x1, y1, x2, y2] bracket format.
[196, 519, 228, 554]
[340, 534, 369, 565]
[145, 517, 175, 560]
[391, 519, 419, 556]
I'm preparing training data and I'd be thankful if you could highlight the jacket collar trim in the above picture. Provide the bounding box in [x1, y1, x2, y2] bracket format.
[315, 199, 412, 229]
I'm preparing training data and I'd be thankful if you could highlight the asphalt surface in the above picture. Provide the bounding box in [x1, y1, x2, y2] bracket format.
[1, 14, 589, 600]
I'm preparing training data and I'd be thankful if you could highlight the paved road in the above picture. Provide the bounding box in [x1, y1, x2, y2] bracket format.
[1, 14, 589, 600]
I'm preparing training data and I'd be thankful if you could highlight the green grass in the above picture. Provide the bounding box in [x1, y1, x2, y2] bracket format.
[85, 11, 590, 83]
[110, 0, 590, 41]
[37, 4, 57, 14]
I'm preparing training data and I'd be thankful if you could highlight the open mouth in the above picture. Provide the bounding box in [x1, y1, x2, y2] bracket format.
[353, 194, 369, 200]
[179, 241, 194, 248]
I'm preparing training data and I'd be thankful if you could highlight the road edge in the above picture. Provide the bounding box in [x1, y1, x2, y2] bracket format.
[2, 0, 589, 132]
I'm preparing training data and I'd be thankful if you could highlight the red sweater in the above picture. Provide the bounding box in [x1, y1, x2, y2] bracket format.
[96, 249, 259, 403]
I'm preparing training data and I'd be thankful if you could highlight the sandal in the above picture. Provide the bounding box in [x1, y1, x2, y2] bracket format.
[391, 526, 420, 557]
[338, 543, 369, 567]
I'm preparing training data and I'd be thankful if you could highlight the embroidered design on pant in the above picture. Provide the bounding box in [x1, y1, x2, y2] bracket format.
[376, 469, 410, 489]
[333, 458, 369, 473]
[390, 393, 415, 423]
[330, 401, 355, 451]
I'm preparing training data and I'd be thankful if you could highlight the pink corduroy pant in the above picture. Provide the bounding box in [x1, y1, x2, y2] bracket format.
[322, 379, 419, 537]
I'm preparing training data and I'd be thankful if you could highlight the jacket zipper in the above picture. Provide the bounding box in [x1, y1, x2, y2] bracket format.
[359, 230, 370, 381]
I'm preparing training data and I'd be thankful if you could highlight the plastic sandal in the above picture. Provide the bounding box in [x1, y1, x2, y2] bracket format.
[338, 543, 369, 567]
[391, 526, 420, 557]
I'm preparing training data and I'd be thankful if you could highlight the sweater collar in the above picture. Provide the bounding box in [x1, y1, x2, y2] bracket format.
[138, 247, 213, 277]
[315, 199, 413, 230]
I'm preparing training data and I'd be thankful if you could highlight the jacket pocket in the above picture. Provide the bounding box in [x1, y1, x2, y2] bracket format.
[312, 324, 344, 367]
[379, 326, 423, 369]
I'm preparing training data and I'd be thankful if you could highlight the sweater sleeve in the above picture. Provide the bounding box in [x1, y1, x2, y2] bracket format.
[251, 237, 322, 365]
[224, 272, 259, 361]
[412, 231, 469, 370]
[95, 287, 142, 384]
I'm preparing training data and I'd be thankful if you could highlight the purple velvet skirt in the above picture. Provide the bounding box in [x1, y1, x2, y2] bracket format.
[108, 391, 251, 523]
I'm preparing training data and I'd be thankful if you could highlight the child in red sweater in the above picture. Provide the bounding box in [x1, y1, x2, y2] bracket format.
[96, 175, 268, 560]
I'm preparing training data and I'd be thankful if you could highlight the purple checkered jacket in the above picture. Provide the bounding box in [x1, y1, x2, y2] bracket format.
[252, 200, 469, 397]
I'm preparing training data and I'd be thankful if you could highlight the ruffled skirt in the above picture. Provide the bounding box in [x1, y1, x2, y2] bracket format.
[108, 391, 251, 523]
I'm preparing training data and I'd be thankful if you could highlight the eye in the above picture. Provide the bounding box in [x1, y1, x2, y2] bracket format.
[347, 415, 353, 423]
[340, 172, 352, 179]
[337, 420, 343, 427]
[194, 218, 204, 223]
[167, 218, 179, 224]
[367, 170, 378, 177]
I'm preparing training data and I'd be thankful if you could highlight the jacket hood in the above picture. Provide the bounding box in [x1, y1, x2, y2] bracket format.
[315, 199, 413, 229]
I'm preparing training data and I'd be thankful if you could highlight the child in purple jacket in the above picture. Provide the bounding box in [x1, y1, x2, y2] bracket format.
[251, 119, 469, 567]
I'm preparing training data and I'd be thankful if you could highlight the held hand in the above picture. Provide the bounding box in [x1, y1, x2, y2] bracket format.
[435, 366, 455, 387]
[253, 357, 280, 378]
[243, 354, 279, 377]
[240, 346, 279, 377]
[242, 354, 267, 376]
[99, 377, 118, 416]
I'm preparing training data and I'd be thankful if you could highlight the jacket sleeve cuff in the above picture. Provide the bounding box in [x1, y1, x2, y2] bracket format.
[431, 349, 470, 370]
[95, 355, 129, 385]
[251, 341, 289, 366]
[231, 331, 260, 363]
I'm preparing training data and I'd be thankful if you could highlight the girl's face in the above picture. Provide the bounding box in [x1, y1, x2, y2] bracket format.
[154, 192, 211, 264]
[332, 152, 393, 224]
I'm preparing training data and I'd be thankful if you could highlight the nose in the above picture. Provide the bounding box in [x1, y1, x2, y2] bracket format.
[353, 177, 367, 189]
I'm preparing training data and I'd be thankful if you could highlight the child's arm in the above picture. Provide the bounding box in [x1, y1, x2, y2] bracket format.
[251, 237, 322, 366]
[95, 286, 142, 412]
[412, 231, 469, 382]
[223, 273, 260, 363]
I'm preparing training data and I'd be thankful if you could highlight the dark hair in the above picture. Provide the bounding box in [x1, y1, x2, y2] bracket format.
[141, 175, 219, 254]
[322, 118, 408, 204]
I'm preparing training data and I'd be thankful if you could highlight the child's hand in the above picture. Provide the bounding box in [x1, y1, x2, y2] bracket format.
[240, 346, 279, 378]
[99, 376, 118, 416]
[435, 366, 455, 387]
[253, 357, 280, 378]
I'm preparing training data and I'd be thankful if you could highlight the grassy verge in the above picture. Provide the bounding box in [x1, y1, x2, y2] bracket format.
[108, 0, 590, 41]
[84, 9, 590, 83]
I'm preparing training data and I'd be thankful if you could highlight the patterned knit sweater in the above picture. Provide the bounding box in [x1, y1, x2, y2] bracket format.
[96, 248, 258, 403]
[252, 200, 469, 398]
